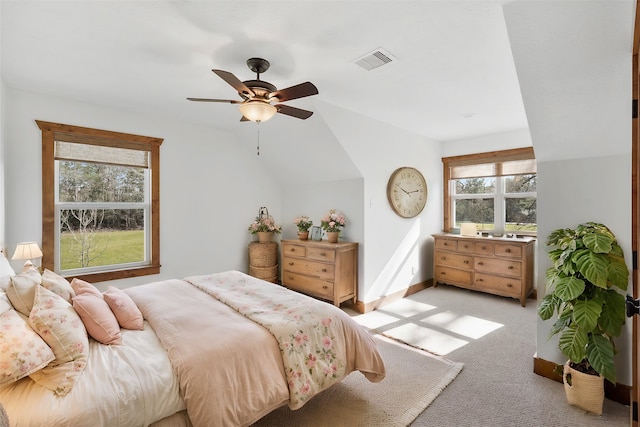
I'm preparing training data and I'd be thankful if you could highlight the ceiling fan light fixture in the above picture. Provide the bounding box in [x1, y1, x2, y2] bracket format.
[239, 100, 277, 122]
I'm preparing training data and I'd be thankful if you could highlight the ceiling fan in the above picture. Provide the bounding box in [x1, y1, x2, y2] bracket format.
[187, 58, 319, 123]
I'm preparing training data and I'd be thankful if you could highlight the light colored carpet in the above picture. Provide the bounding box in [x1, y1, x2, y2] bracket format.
[252, 335, 463, 427]
[357, 285, 629, 426]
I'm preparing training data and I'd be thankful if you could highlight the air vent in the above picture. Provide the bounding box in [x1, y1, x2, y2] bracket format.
[353, 48, 396, 71]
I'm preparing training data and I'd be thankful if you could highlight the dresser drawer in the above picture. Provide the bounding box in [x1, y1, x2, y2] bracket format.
[475, 257, 521, 278]
[282, 272, 334, 299]
[435, 266, 472, 286]
[494, 243, 522, 259]
[474, 273, 522, 296]
[282, 242, 307, 258]
[434, 251, 472, 270]
[474, 242, 494, 255]
[435, 238, 458, 251]
[282, 256, 334, 280]
[457, 240, 474, 253]
[307, 247, 336, 262]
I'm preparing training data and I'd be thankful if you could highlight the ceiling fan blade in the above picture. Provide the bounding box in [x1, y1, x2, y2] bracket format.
[187, 97, 242, 103]
[271, 82, 318, 102]
[275, 104, 314, 120]
[212, 69, 255, 98]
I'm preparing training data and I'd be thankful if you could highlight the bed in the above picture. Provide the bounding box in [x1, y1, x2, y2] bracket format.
[0, 267, 385, 427]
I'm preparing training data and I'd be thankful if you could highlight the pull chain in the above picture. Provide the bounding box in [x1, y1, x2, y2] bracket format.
[256, 122, 260, 156]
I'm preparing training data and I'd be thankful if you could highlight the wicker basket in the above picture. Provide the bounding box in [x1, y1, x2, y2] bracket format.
[563, 361, 604, 415]
[248, 242, 278, 267]
[249, 265, 278, 283]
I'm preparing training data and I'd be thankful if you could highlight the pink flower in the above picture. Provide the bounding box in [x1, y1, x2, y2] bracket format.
[322, 336, 332, 348]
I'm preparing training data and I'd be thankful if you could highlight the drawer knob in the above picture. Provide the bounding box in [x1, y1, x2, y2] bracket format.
[507, 283, 513, 287]
[481, 246, 486, 250]
[464, 244, 469, 248]
[463, 260, 469, 264]
[440, 272, 446, 276]
[320, 252, 326, 256]
[322, 268, 327, 272]
[508, 266, 514, 270]
[478, 262, 484, 266]
[477, 278, 483, 282]
[505, 248, 511, 253]
[440, 256, 446, 260]
[288, 262, 294, 265]
[322, 285, 328, 289]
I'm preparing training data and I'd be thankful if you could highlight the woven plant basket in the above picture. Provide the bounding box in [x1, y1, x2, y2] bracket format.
[563, 361, 604, 415]
[248, 242, 278, 267]
[249, 265, 278, 283]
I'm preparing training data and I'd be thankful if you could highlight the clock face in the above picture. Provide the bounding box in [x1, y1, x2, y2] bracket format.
[387, 167, 428, 218]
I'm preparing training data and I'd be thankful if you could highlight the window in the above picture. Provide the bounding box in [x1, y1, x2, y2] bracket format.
[442, 147, 536, 235]
[38, 121, 162, 282]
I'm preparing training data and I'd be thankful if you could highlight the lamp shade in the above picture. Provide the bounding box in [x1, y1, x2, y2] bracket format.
[460, 223, 477, 237]
[12, 242, 43, 260]
[239, 100, 277, 122]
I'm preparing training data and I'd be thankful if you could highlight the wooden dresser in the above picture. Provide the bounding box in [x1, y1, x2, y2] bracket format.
[432, 233, 536, 306]
[281, 239, 358, 307]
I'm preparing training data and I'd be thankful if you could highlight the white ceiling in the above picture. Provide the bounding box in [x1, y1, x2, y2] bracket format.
[1, 0, 533, 143]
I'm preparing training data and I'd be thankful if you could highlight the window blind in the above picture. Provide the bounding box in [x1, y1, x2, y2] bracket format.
[55, 140, 149, 168]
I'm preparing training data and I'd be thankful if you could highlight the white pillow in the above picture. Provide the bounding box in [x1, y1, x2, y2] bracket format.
[0, 309, 55, 386]
[0, 253, 15, 291]
[6, 266, 41, 316]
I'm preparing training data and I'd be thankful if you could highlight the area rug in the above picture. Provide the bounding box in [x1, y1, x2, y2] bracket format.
[252, 335, 464, 427]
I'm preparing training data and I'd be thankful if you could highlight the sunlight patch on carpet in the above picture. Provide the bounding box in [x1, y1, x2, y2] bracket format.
[383, 323, 468, 356]
[420, 311, 503, 339]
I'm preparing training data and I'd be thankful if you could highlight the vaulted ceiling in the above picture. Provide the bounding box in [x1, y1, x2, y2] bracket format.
[1, 1, 635, 174]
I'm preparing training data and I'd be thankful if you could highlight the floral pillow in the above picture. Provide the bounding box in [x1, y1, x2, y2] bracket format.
[41, 269, 75, 303]
[28, 286, 88, 396]
[104, 286, 144, 330]
[0, 309, 55, 387]
[6, 266, 41, 316]
[73, 292, 122, 345]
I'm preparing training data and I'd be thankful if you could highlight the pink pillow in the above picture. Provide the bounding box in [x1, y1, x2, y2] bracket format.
[70, 278, 102, 297]
[104, 286, 144, 330]
[72, 293, 122, 345]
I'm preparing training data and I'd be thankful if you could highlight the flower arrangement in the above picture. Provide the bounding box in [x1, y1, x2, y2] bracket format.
[248, 213, 282, 234]
[321, 209, 346, 232]
[294, 216, 313, 232]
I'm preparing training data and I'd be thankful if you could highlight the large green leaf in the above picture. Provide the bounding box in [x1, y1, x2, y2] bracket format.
[550, 308, 572, 337]
[607, 255, 629, 291]
[573, 250, 608, 288]
[538, 293, 558, 321]
[554, 276, 585, 302]
[586, 335, 616, 383]
[582, 230, 613, 254]
[559, 326, 588, 363]
[572, 299, 602, 332]
[599, 290, 626, 337]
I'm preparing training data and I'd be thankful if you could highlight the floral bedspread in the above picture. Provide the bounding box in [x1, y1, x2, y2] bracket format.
[185, 270, 385, 410]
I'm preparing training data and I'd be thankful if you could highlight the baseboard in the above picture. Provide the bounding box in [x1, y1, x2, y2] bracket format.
[353, 279, 433, 314]
[533, 355, 630, 406]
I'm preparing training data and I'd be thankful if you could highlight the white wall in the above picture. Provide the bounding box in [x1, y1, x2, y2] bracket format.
[3, 87, 282, 289]
[315, 103, 443, 303]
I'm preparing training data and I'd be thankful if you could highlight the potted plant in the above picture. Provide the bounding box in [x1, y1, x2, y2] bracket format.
[321, 209, 347, 243]
[538, 222, 628, 414]
[294, 216, 313, 240]
[248, 208, 282, 242]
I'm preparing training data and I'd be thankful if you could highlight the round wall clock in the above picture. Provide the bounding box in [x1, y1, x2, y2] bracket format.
[386, 167, 428, 218]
